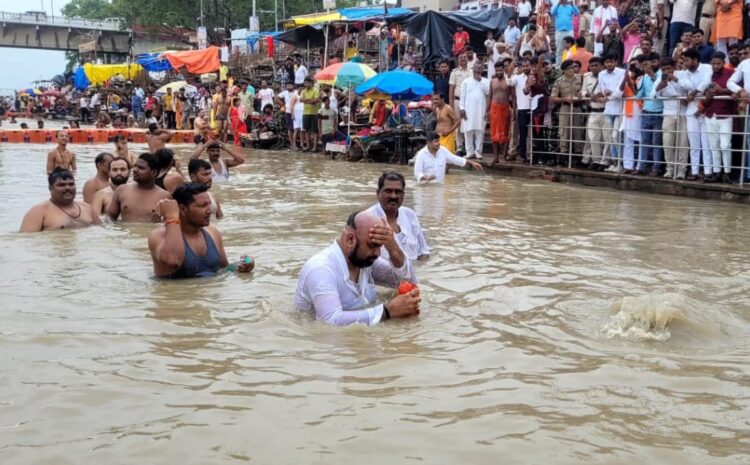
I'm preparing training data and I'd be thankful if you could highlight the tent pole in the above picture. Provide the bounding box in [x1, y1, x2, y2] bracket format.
[323, 23, 329, 68]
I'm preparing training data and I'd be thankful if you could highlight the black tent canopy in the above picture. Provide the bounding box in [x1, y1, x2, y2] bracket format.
[393, 9, 516, 67]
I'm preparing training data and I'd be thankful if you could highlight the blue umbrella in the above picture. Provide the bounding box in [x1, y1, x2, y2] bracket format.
[354, 70, 434, 101]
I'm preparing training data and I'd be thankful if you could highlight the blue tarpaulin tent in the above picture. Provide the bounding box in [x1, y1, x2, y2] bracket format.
[136, 53, 173, 72]
[337, 7, 414, 21]
[73, 67, 90, 90]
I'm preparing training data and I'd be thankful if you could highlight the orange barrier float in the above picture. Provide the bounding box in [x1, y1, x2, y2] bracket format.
[0, 129, 197, 144]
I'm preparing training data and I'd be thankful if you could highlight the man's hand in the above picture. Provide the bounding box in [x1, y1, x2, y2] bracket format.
[460, 110, 468, 120]
[656, 80, 668, 91]
[158, 199, 179, 221]
[385, 288, 421, 319]
[369, 218, 396, 248]
[467, 160, 484, 173]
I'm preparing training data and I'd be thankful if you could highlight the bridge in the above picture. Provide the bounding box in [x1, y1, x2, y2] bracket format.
[0, 11, 131, 54]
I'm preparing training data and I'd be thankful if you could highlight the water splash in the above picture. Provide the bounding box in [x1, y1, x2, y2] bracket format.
[601, 295, 687, 342]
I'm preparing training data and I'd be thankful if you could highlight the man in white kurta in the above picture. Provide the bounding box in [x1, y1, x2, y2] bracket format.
[459, 63, 491, 159]
[367, 172, 430, 283]
[295, 211, 420, 326]
[414, 132, 484, 183]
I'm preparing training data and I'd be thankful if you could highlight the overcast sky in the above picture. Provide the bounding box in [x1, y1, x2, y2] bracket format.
[0, 0, 70, 91]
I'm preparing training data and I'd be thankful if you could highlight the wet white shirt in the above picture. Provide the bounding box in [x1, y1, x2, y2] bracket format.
[367, 203, 430, 282]
[295, 241, 407, 326]
[413, 146, 467, 183]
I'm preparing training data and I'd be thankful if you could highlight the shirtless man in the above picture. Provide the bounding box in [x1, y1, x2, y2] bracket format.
[193, 110, 211, 143]
[146, 123, 174, 153]
[82, 152, 114, 203]
[108, 153, 172, 222]
[213, 87, 231, 142]
[488, 61, 512, 165]
[113, 135, 138, 166]
[190, 140, 245, 183]
[20, 168, 99, 232]
[188, 159, 224, 219]
[431, 92, 461, 153]
[148, 183, 253, 278]
[91, 158, 131, 216]
[46, 131, 77, 174]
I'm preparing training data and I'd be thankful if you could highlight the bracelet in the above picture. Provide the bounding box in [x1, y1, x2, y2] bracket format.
[383, 305, 391, 321]
[165, 218, 181, 225]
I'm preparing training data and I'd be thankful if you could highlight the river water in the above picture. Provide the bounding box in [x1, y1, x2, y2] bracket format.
[0, 142, 749, 464]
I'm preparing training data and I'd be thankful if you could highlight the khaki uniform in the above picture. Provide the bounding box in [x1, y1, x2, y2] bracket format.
[551, 74, 583, 155]
[581, 71, 607, 164]
[699, 0, 716, 45]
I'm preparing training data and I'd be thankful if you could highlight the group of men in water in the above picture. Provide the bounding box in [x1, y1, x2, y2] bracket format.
[18, 128, 492, 325]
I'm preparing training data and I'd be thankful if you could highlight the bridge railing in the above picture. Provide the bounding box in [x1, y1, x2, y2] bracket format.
[0, 11, 125, 31]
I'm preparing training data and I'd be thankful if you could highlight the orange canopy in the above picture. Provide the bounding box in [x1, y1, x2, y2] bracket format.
[164, 47, 220, 74]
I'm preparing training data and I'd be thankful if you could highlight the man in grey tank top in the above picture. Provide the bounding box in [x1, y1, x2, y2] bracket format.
[148, 183, 254, 279]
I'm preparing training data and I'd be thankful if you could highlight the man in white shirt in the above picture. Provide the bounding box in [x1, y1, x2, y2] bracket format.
[459, 62, 491, 159]
[275, 82, 296, 151]
[669, 0, 698, 56]
[592, 52, 625, 170]
[590, 0, 618, 56]
[414, 132, 484, 183]
[257, 80, 275, 112]
[294, 58, 308, 86]
[503, 18, 522, 53]
[295, 210, 421, 326]
[655, 57, 688, 179]
[517, 0, 533, 29]
[449, 52, 472, 155]
[367, 172, 429, 283]
[507, 58, 533, 162]
[676, 48, 711, 180]
[727, 55, 750, 182]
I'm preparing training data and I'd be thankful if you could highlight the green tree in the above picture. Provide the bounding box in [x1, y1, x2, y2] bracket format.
[61, 0, 115, 20]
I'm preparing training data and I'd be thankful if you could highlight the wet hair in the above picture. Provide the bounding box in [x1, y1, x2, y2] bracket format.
[575, 36, 586, 48]
[173, 182, 208, 207]
[206, 141, 221, 150]
[682, 48, 700, 61]
[153, 148, 175, 169]
[138, 153, 160, 171]
[660, 57, 676, 68]
[113, 134, 127, 143]
[95, 152, 114, 167]
[148, 122, 159, 133]
[426, 131, 440, 142]
[712, 51, 726, 62]
[188, 159, 211, 175]
[48, 167, 74, 187]
[377, 171, 406, 191]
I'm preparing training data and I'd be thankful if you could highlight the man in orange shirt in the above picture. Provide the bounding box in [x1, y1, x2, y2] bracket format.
[569, 36, 594, 73]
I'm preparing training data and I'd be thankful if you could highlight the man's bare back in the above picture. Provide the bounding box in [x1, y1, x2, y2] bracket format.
[91, 186, 115, 216]
[109, 183, 171, 222]
[20, 200, 98, 232]
[82, 176, 110, 204]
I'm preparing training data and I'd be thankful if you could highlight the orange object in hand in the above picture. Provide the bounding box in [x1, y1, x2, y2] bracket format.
[398, 281, 418, 295]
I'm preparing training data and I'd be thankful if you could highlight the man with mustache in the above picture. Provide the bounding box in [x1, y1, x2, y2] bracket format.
[20, 168, 99, 232]
[148, 183, 253, 279]
[91, 158, 131, 216]
[367, 172, 429, 283]
[295, 210, 421, 326]
[108, 153, 172, 222]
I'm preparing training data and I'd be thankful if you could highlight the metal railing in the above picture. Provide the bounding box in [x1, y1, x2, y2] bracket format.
[0, 11, 125, 31]
[526, 95, 750, 187]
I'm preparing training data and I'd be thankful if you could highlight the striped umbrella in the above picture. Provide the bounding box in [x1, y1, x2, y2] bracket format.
[314, 62, 376, 89]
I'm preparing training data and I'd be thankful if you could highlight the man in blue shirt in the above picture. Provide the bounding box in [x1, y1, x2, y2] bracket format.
[693, 28, 715, 64]
[551, 0, 580, 66]
[635, 52, 664, 175]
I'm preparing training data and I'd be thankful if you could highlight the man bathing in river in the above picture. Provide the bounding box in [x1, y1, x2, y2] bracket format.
[295, 210, 420, 326]
[108, 153, 172, 222]
[188, 159, 224, 219]
[82, 152, 114, 204]
[91, 158, 131, 216]
[113, 135, 138, 166]
[190, 140, 246, 183]
[153, 148, 185, 194]
[20, 168, 99, 232]
[414, 132, 484, 183]
[148, 183, 253, 278]
[367, 172, 430, 283]
[146, 123, 174, 153]
[46, 131, 77, 174]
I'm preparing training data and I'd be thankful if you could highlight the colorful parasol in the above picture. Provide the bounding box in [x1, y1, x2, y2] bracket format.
[355, 70, 434, 101]
[315, 62, 376, 89]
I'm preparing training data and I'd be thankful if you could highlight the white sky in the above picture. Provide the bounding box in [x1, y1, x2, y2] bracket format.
[0, 0, 70, 90]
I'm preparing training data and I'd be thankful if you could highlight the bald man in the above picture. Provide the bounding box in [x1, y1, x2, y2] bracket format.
[295, 210, 421, 326]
